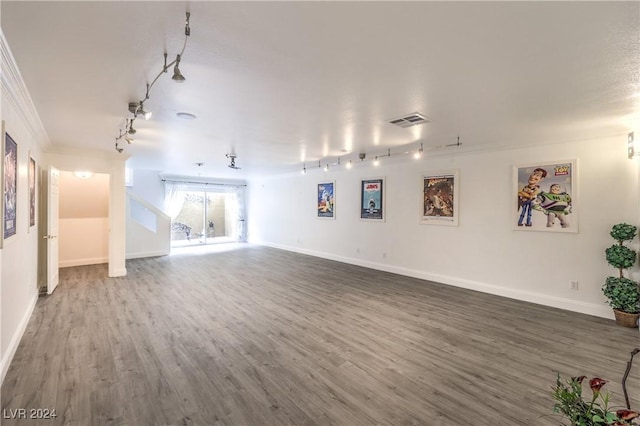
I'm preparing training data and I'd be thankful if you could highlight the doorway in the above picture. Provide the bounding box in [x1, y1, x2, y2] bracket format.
[167, 184, 246, 248]
[37, 169, 111, 294]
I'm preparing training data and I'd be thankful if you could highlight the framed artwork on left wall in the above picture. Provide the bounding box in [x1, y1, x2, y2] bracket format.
[4, 129, 18, 240]
[29, 155, 36, 227]
[0, 121, 4, 248]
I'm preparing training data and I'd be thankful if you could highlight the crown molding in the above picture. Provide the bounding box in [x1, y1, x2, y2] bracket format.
[0, 30, 51, 150]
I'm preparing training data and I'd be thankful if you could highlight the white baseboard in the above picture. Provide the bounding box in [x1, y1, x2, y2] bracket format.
[108, 267, 127, 277]
[253, 240, 614, 320]
[59, 257, 108, 268]
[125, 250, 169, 260]
[1, 292, 37, 385]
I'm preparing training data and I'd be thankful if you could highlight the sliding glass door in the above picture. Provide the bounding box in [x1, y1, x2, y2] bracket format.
[166, 183, 246, 248]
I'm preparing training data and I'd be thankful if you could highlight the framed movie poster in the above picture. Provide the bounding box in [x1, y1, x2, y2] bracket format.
[0, 121, 4, 248]
[29, 155, 36, 227]
[514, 160, 577, 233]
[360, 178, 384, 221]
[317, 181, 335, 219]
[4, 131, 17, 239]
[421, 171, 459, 226]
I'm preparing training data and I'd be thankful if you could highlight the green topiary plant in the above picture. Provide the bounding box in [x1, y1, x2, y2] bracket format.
[603, 223, 640, 315]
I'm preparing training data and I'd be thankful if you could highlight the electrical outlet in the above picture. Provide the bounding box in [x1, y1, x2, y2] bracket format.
[570, 281, 579, 290]
[356, 248, 360, 254]
[382, 252, 387, 259]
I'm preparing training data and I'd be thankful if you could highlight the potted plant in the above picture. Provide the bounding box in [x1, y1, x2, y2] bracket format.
[603, 223, 640, 328]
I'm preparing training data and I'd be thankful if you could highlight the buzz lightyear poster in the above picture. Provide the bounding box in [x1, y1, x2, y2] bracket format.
[360, 178, 384, 221]
[514, 160, 577, 233]
[317, 182, 335, 219]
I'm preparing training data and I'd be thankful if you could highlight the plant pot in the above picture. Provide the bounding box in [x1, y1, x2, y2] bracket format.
[613, 310, 640, 328]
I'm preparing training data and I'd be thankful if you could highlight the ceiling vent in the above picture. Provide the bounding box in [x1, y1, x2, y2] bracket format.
[388, 112, 430, 128]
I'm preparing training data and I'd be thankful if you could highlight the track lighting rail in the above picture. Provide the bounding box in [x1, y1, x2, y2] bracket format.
[115, 11, 191, 153]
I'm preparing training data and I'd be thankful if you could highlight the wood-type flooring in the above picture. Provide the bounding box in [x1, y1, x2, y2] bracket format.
[2, 245, 639, 425]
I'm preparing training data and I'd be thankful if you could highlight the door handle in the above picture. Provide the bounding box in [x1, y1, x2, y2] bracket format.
[43, 235, 57, 239]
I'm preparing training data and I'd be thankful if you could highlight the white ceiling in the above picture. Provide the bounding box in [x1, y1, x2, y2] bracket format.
[2, 1, 639, 179]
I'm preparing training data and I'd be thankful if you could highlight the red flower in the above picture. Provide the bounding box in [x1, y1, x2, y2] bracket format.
[616, 409, 639, 421]
[589, 377, 608, 395]
[572, 375, 587, 384]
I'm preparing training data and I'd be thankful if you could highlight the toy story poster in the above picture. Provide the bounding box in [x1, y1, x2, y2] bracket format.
[422, 171, 458, 226]
[360, 178, 384, 220]
[514, 160, 577, 233]
[317, 182, 335, 219]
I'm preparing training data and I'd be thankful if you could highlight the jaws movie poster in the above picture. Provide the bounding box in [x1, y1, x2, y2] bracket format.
[360, 178, 384, 220]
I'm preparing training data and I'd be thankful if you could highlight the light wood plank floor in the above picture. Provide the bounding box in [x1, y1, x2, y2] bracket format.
[2, 245, 639, 426]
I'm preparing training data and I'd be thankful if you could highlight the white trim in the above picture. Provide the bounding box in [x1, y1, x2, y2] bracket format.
[109, 267, 127, 277]
[0, 31, 50, 150]
[252, 239, 614, 320]
[125, 250, 169, 260]
[0, 292, 37, 385]
[59, 257, 109, 268]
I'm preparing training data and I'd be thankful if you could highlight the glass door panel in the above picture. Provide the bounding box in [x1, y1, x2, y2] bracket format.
[205, 192, 226, 243]
[171, 191, 205, 247]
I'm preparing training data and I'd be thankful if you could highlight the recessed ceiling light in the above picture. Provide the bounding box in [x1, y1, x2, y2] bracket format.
[177, 112, 197, 120]
[74, 171, 93, 179]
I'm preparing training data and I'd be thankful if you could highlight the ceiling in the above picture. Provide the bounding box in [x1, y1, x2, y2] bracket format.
[2, 1, 639, 179]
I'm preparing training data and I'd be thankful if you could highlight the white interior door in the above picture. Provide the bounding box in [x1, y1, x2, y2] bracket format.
[46, 166, 60, 294]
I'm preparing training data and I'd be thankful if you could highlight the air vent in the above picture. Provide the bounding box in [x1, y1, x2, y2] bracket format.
[388, 112, 430, 128]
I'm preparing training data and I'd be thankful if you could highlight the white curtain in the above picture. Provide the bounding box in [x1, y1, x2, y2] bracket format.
[164, 182, 187, 220]
[225, 185, 247, 242]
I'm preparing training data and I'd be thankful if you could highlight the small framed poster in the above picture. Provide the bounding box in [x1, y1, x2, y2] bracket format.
[4, 130, 18, 239]
[317, 181, 335, 219]
[514, 159, 577, 233]
[360, 178, 384, 221]
[29, 155, 36, 227]
[421, 170, 459, 226]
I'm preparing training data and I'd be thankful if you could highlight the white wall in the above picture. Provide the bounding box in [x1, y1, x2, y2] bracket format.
[126, 191, 171, 259]
[248, 136, 639, 319]
[127, 169, 165, 211]
[1, 32, 46, 382]
[59, 218, 109, 267]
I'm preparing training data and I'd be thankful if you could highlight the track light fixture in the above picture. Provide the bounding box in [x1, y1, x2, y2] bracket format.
[114, 11, 192, 153]
[128, 102, 152, 120]
[226, 153, 241, 170]
[300, 137, 461, 174]
[127, 119, 136, 135]
[172, 54, 186, 82]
